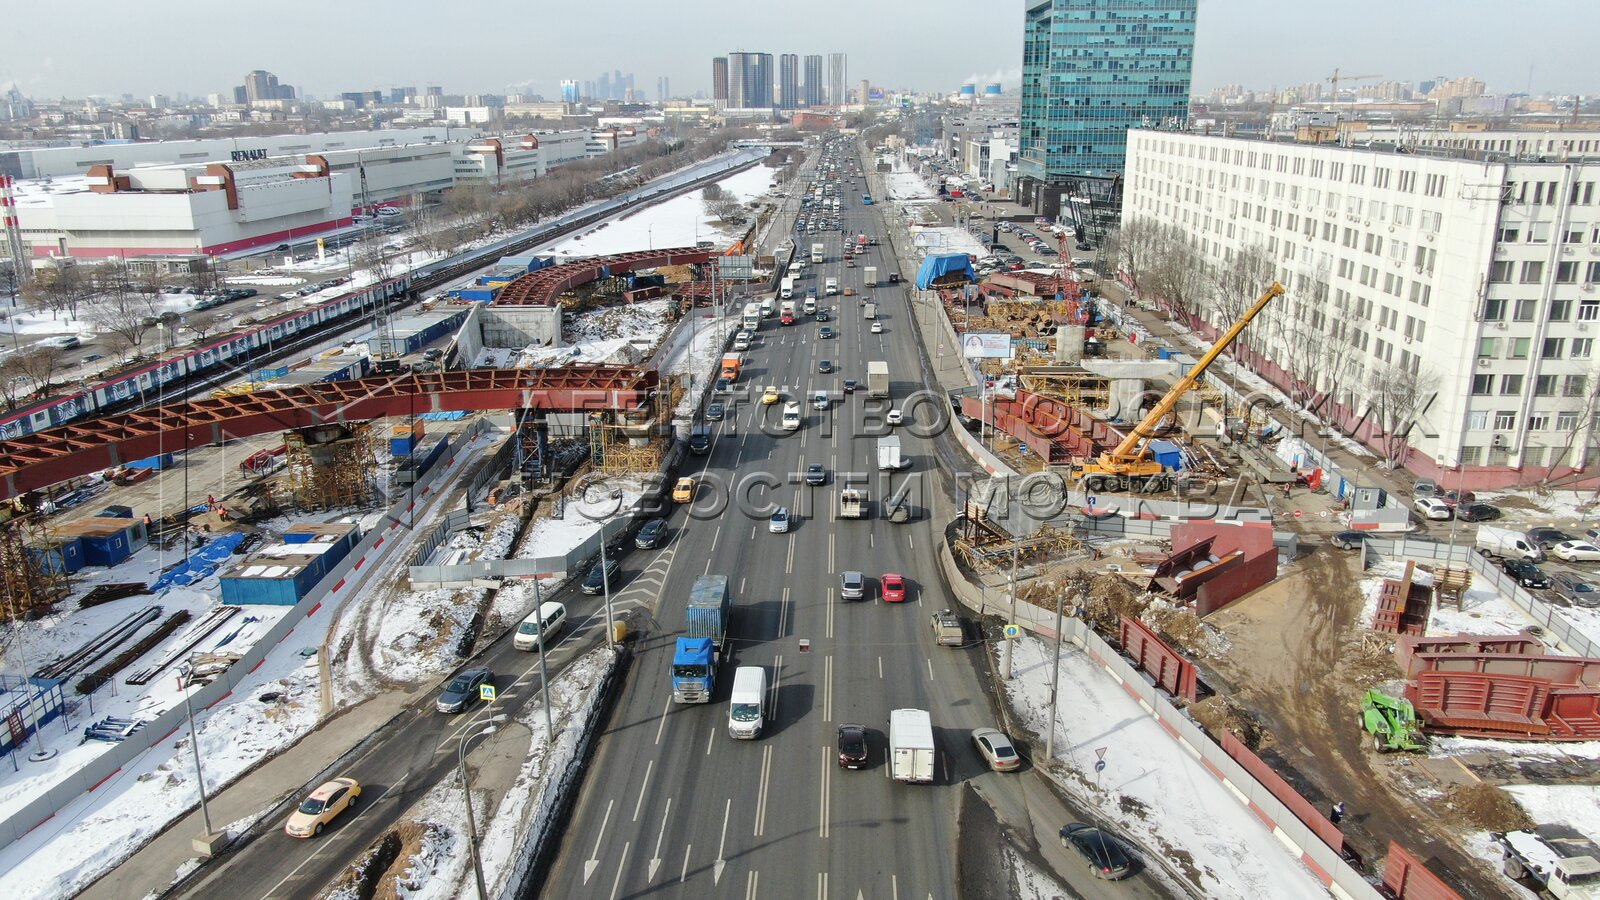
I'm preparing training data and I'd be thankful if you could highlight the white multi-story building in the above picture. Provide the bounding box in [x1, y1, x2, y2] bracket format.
[1122, 128, 1600, 488]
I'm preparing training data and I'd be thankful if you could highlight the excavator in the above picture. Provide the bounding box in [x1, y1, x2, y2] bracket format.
[1074, 281, 1285, 492]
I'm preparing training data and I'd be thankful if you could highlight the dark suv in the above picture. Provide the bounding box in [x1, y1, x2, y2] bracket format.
[1502, 558, 1551, 589]
[581, 556, 620, 594]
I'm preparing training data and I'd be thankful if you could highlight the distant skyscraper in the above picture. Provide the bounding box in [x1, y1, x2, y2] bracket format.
[243, 70, 279, 104]
[657, 76, 670, 102]
[1018, 0, 1197, 218]
[779, 54, 800, 109]
[561, 80, 580, 104]
[803, 55, 823, 107]
[597, 72, 612, 102]
[727, 52, 773, 108]
[712, 57, 730, 103]
[827, 53, 847, 107]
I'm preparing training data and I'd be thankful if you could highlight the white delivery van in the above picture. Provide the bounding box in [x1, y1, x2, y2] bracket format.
[514, 601, 567, 651]
[825, 277, 839, 296]
[760, 298, 775, 317]
[803, 297, 817, 315]
[780, 277, 795, 300]
[727, 666, 767, 739]
[1477, 525, 1544, 561]
[781, 402, 802, 431]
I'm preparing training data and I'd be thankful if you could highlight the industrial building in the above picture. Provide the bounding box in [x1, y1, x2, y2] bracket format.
[1120, 126, 1600, 487]
[3, 125, 643, 261]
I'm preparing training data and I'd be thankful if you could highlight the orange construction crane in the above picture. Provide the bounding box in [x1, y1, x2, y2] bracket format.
[1327, 68, 1383, 98]
[1074, 282, 1285, 492]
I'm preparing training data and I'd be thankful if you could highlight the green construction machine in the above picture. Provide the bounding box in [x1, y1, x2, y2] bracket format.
[1359, 690, 1428, 753]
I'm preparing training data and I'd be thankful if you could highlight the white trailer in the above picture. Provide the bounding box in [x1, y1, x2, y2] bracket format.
[889, 709, 935, 784]
[864, 266, 878, 287]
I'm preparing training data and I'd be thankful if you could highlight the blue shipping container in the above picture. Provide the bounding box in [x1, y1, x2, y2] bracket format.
[80, 528, 135, 567]
[449, 287, 499, 302]
[1148, 439, 1184, 472]
[29, 538, 86, 575]
[220, 561, 322, 606]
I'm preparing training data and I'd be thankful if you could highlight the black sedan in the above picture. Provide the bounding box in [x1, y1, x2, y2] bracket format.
[705, 402, 725, 421]
[805, 464, 827, 486]
[436, 668, 492, 714]
[837, 723, 869, 769]
[1528, 527, 1577, 551]
[1455, 503, 1500, 523]
[581, 557, 620, 594]
[1060, 824, 1134, 880]
[1502, 558, 1552, 589]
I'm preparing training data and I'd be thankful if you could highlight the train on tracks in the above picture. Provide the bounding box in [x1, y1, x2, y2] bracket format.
[0, 148, 766, 441]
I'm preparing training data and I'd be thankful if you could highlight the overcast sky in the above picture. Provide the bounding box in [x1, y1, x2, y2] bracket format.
[5, 0, 1596, 101]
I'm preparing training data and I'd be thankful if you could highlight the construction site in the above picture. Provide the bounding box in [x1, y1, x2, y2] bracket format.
[924, 245, 1600, 898]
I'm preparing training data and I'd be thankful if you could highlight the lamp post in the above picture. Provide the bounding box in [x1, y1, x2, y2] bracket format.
[176, 664, 221, 855]
[458, 714, 507, 900]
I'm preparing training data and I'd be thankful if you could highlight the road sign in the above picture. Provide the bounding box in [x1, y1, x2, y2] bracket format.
[1095, 746, 1108, 760]
[1094, 760, 1106, 773]
[1293, 509, 1304, 518]
[1086, 496, 1097, 507]
[479, 684, 497, 702]
[1319, 510, 1330, 518]
[1003, 624, 1022, 640]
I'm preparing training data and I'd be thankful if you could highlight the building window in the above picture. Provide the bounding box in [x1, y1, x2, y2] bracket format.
[1557, 411, 1582, 431]
[1520, 261, 1545, 283]
[1550, 298, 1573, 321]
[1574, 338, 1595, 359]
[1501, 374, 1525, 395]
[1493, 410, 1517, 429]
[1498, 225, 1521, 243]
[1535, 374, 1558, 396]
[1557, 262, 1579, 284]
[1490, 261, 1516, 284]
[1459, 446, 1483, 466]
[1588, 262, 1600, 283]
[1483, 297, 1507, 321]
[1528, 414, 1551, 431]
[1581, 300, 1600, 321]
[1466, 410, 1490, 430]
[1508, 337, 1532, 359]
[1524, 447, 1547, 466]
[1542, 337, 1566, 359]
[1477, 337, 1499, 358]
[1515, 299, 1538, 322]
[1565, 374, 1590, 397]
[1472, 373, 1495, 395]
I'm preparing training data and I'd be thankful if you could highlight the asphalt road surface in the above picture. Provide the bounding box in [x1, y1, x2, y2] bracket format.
[534, 141, 1172, 900]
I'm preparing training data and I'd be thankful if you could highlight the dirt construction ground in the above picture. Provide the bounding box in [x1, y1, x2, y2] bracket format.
[1203, 545, 1514, 900]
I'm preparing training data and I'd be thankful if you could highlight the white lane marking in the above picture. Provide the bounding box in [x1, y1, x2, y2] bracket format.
[607, 840, 631, 900]
[828, 533, 835, 572]
[680, 842, 693, 883]
[713, 798, 732, 885]
[877, 656, 883, 679]
[819, 744, 832, 839]
[654, 696, 672, 745]
[827, 588, 835, 641]
[753, 743, 773, 836]
[632, 760, 653, 822]
[927, 658, 935, 681]
[647, 797, 672, 881]
[582, 799, 614, 883]
[824, 654, 834, 722]
[706, 726, 716, 756]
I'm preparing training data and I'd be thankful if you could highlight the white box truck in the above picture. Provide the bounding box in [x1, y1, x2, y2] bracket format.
[890, 708, 935, 783]
[727, 666, 767, 739]
[780, 277, 795, 300]
[825, 277, 839, 296]
[864, 266, 878, 287]
[878, 436, 905, 470]
[1477, 525, 1544, 561]
[867, 361, 890, 399]
[863, 302, 877, 319]
[811, 242, 825, 264]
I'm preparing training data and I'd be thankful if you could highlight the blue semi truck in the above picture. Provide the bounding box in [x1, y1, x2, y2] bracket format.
[672, 575, 730, 703]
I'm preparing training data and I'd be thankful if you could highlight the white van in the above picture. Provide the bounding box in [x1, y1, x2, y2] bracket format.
[727, 666, 767, 739]
[780, 402, 802, 431]
[514, 601, 567, 651]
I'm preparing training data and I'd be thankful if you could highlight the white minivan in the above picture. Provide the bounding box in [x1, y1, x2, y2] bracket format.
[514, 601, 567, 651]
[727, 666, 767, 739]
[780, 402, 802, 431]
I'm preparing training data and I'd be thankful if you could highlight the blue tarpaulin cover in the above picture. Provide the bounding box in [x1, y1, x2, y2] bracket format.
[915, 253, 976, 290]
[151, 531, 247, 592]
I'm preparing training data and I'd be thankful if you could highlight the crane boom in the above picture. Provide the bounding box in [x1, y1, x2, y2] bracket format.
[1105, 281, 1285, 464]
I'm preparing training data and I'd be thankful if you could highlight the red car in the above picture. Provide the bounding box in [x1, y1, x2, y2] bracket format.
[881, 573, 907, 603]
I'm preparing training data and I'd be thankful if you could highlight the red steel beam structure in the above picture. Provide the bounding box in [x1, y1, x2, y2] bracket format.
[494, 248, 714, 307]
[0, 366, 657, 501]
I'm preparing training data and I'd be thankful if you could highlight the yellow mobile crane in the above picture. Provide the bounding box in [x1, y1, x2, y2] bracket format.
[1075, 282, 1285, 492]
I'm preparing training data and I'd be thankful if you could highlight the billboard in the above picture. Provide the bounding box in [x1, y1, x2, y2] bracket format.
[962, 333, 1013, 359]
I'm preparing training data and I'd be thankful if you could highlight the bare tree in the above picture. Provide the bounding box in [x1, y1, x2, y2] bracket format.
[1145, 223, 1210, 323]
[182, 308, 232, 342]
[1365, 361, 1440, 469]
[1208, 242, 1277, 361]
[1543, 364, 1600, 489]
[1105, 215, 1163, 302]
[8, 345, 64, 399]
[84, 289, 153, 354]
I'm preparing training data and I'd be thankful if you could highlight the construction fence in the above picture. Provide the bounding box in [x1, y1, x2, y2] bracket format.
[1364, 537, 1600, 659]
[0, 414, 482, 853]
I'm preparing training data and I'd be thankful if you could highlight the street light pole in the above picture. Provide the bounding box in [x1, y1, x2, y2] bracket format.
[1001, 541, 1019, 679]
[530, 578, 555, 742]
[1044, 588, 1068, 763]
[457, 716, 507, 900]
[177, 665, 218, 850]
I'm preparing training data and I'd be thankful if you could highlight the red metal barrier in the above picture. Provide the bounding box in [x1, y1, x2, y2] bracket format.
[1382, 841, 1463, 900]
[1118, 616, 1198, 702]
[1409, 671, 1551, 737]
[1219, 731, 1345, 855]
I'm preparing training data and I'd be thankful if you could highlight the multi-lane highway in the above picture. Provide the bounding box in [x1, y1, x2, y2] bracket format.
[537, 141, 994, 899]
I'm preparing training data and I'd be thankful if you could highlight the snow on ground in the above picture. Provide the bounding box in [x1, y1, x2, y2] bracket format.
[886, 170, 938, 201]
[354, 650, 613, 899]
[544, 164, 773, 260]
[1357, 561, 1536, 637]
[1475, 489, 1596, 525]
[1002, 635, 1333, 899]
[0, 536, 293, 821]
[1461, 784, 1600, 900]
[1430, 734, 1600, 761]
[1006, 846, 1069, 899]
[563, 298, 673, 344]
[491, 475, 645, 627]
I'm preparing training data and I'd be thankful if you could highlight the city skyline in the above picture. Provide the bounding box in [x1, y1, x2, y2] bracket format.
[4, 0, 1597, 101]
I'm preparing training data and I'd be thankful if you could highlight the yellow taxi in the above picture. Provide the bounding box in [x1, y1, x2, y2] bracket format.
[284, 777, 361, 838]
[672, 476, 696, 503]
[761, 385, 781, 405]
